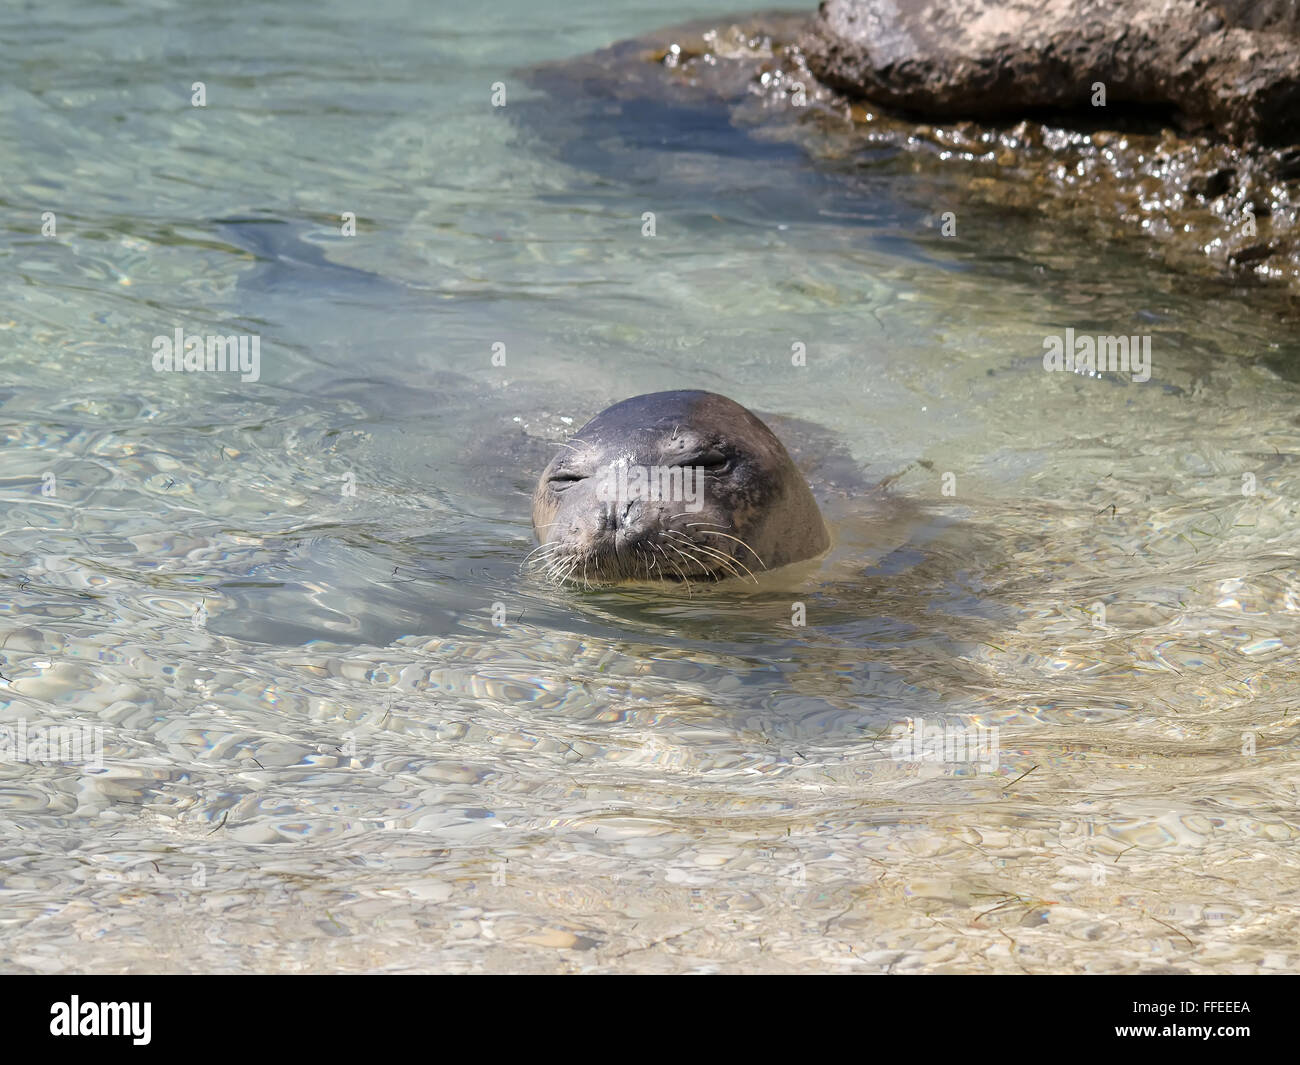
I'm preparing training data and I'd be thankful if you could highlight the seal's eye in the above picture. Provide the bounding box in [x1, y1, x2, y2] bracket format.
[548, 472, 586, 492]
[694, 450, 730, 471]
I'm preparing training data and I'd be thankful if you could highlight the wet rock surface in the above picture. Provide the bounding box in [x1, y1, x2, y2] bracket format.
[521, 10, 1300, 307]
[801, 0, 1300, 147]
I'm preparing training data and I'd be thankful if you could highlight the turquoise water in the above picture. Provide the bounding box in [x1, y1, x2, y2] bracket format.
[1, 0, 1298, 972]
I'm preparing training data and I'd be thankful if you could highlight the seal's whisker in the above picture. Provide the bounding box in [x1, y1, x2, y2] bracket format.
[693, 547, 747, 584]
[520, 542, 560, 568]
[655, 542, 694, 596]
[691, 529, 767, 569]
[676, 547, 722, 585]
[664, 539, 718, 585]
[542, 550, 574, 580]
[667, 532, 754, 583]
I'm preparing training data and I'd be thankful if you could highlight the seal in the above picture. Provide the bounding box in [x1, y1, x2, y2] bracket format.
[529, 390, 829, 586]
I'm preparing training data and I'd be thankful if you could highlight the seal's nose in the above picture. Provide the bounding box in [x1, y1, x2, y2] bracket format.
[598, 498, 642, 534]
[608, 499, 652, 556]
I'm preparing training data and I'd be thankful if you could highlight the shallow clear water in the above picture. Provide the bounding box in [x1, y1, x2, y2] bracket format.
[1, 0, 1298, 973]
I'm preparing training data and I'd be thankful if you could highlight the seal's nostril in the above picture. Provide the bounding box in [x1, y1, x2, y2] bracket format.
[596, 501, 619, 533]
[602, 499, 641, 532]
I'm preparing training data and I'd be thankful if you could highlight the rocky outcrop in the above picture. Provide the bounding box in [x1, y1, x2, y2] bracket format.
[521, 10, 1300, 299]
[801, 0, 1300, 146]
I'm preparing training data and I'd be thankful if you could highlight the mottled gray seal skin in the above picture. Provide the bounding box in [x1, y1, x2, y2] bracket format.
[530, 391, 829, 586]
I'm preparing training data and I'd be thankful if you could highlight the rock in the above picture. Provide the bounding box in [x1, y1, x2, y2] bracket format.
[1275, 147, 1300, 179]
[1228, 241, 1277, 265]
[1214, 0, 1300, 35]
[520, 11, 1300, 298]
[802, 0, 1300, 146]
[1187, 167, 1236, 199]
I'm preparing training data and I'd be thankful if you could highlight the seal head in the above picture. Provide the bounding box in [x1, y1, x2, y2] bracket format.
[530, 390, 829, 585]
